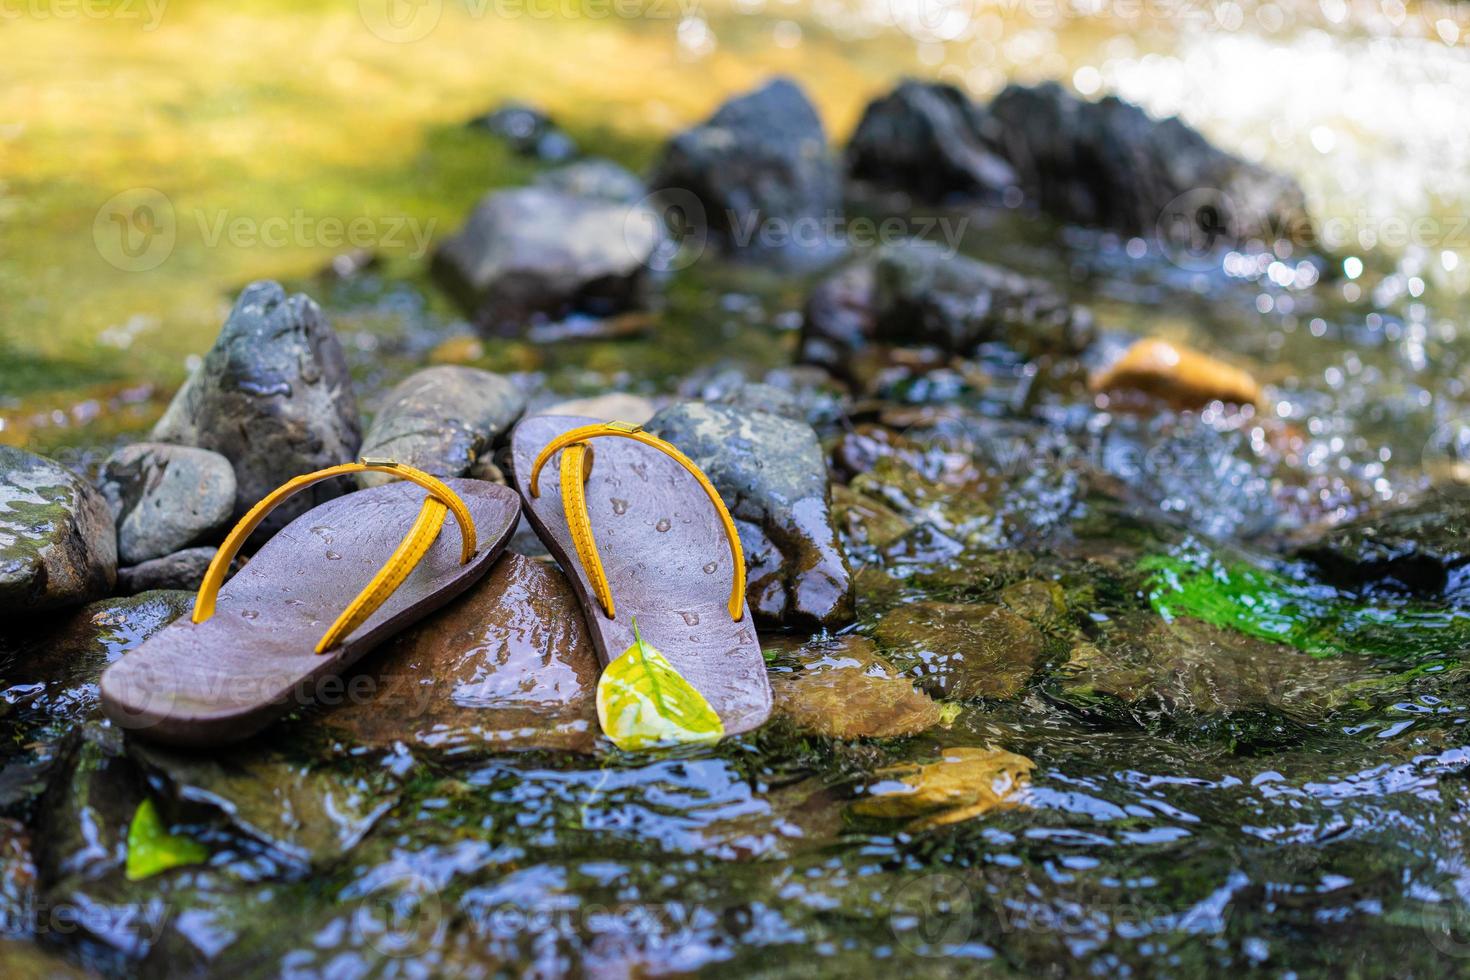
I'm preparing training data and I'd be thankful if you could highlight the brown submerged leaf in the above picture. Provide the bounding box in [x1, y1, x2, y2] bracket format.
[853, 746, 1034, 831]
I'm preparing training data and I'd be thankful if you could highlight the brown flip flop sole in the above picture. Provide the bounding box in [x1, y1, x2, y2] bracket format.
[511, 414, 771, 736]
[100, 478, 520, 747]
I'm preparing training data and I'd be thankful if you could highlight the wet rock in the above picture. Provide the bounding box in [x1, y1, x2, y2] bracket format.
[355, 366, 526, 488]
[468, 100, 577, 161]
[538, 392, 658, 424]
[988, 81, 1314, 246]
[999, 579, 1067, 626]
[37, 723, 139, 890]
[129, 741, 399, 868]
[830, 484, 912, 554]
[0, 819, 36, 932]
[0, 447, 116, 614]
[97, 443, 236, 564]
[151, 281, 361, 536]
[648, 77, 845, 269]
[1091, 338, 1263, 410]
[799, 242, 1093, 384]
[318, 553, 600, 753]
[535, 158, 644, 203]
[772, 637, 940, 739]
[0, 590, 191, 734]
[648, 401, 855, 629]
[715, 382, 804, 423]
[1297, 487, 1470, 598]
[847, 79, 1016, 202]
[115, 548, 221, 594]
[431, 187, 660, 334]
[0, 939, 92, 980]
[872, 601, 1044, 700]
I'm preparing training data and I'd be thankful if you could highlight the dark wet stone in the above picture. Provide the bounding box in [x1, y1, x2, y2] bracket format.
[37, 723, 138, 890]
[830, 483, 912, 554]
[999, 579, 1067, 626]
[649, 401, 855, 629]
[847, 79, 1016, 202]
[648, 77, 845, 270]
[468, 100, 578, 161]
[97, 443, 235, 565]
[0, 590, 191, 739]
[355, 366, 526, 488]
[872, 601, 1044, 700]
[150, 281, 362, 536]
[0, 818, 36, 934]
[317, 553, 600, 754]
[799, 242, 1092, 386]
[129, 741, 399, 869]
[1297, 487, 1470, 598]
[431, 187, 660, 334]
[988, 81, 1314, 247]
[535, 158, 644, 203]
[115, 548, 221, 594]
[0, 447, 116, 615]
[715, 382, 804, 423]
[772, 636, 940, 739]
[0, 939, 91, 979]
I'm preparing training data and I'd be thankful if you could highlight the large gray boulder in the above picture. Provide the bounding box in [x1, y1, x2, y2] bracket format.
[649, 401, 854, 629]
[355, 366, 527, 488]
[0, 447, 116, 614]
[431, 187, 661, 334]
[648, 77, 845, 270]
[97, 443, 235, 564]
[989, 82, 1314, 250]
[151, 281, 361, 536]
[847, 79, 1016, 202]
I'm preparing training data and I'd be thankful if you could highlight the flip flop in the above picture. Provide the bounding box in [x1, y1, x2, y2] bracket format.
[510, 415, 771, 737]
[100, 459, 519, 746]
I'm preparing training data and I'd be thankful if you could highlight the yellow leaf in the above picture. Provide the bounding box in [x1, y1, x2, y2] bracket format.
[596, 619, 725, 750]
[852, 746, 1033, 831]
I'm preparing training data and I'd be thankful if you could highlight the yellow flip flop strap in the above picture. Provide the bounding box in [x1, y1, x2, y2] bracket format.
[191, 459, 478, 653]
[528, 421, 746, 622]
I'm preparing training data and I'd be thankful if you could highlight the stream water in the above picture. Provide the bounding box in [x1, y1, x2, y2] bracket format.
[4, 1, 1470, 976]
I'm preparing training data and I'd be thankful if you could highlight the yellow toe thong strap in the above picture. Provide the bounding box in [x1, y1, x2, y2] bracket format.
[528, 421, 746, 622]
[191, 459, 477, 653]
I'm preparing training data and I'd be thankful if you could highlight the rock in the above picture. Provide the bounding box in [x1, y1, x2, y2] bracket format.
[431, 187, 660, 334]
[468, 100, 577, 161]
[317, 554, 600, 753]
[97, 443, 236, 564]
[535, 158, 645, 203]
[0, 939, 92, 980]
[830, 484, 912, 554]
[150, 281, 361, 536]
[988, 81, 1314, 248]
[1090, 338, 1263, 410]
[1297, 487, 1470, 598]
[772, 637, 940, 739]
[648, 77, 845, 269]
[129, 741, 399, 869]
[715, 382, 804, 423]
[648, 401, 855, 629]
[538, 392, 658, 424]
[999, 579, 1067, 626]
[355, 366, 526, 488]
[847, 79, 1016, 202]
[799, 242, 1093, 384]
[0, 447, 116, 614]
[115, 548, 222, 594]
[852, 746, 1033, 831]
[872, 601, 1044, 700]
[37, 723, 139, 890]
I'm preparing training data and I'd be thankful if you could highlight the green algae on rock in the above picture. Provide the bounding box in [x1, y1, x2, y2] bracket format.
[872, 600, 1045, 700]
[0, 446, 117, 614]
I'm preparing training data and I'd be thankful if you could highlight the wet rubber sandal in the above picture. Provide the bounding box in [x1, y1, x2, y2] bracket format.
[510, 415, 772, 737]
[100, 459, 520, 746]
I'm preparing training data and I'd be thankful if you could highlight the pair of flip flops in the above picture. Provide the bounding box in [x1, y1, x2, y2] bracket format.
[100, 415, 772, 747]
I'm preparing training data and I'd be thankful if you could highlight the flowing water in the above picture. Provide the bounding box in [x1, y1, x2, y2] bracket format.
[4, 1, 1470, 975]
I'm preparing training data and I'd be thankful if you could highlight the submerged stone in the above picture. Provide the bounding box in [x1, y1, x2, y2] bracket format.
[318, 553, 601, 754]
[151, 281, 362, 535]
[355, 366, 526, 488]
[98, 443, 236, 565]
[115, 547, 221, 594]
[872, 601, 1044, 699]
[649, 401, 855, 629]
[1297, 487, 1470, 598]
[0, 447, 116, 614]
[772, 636, 941, 739]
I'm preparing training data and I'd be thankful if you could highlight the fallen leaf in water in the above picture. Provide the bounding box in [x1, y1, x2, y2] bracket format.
[125, 798, 207, 881]
[1091, 338, 1262, 409]
[596, 619, 724, 750]
[852, 746, 1033, 830]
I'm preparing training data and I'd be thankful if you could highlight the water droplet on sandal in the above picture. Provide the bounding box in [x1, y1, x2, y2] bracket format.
[703, 561, 718, 574]
[656, 518, 671, 532]
[611, 498, 628, 515]
[681, 611, 700, 626]
[241, 609, 259, 620]
[326, 550, 341, 561]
